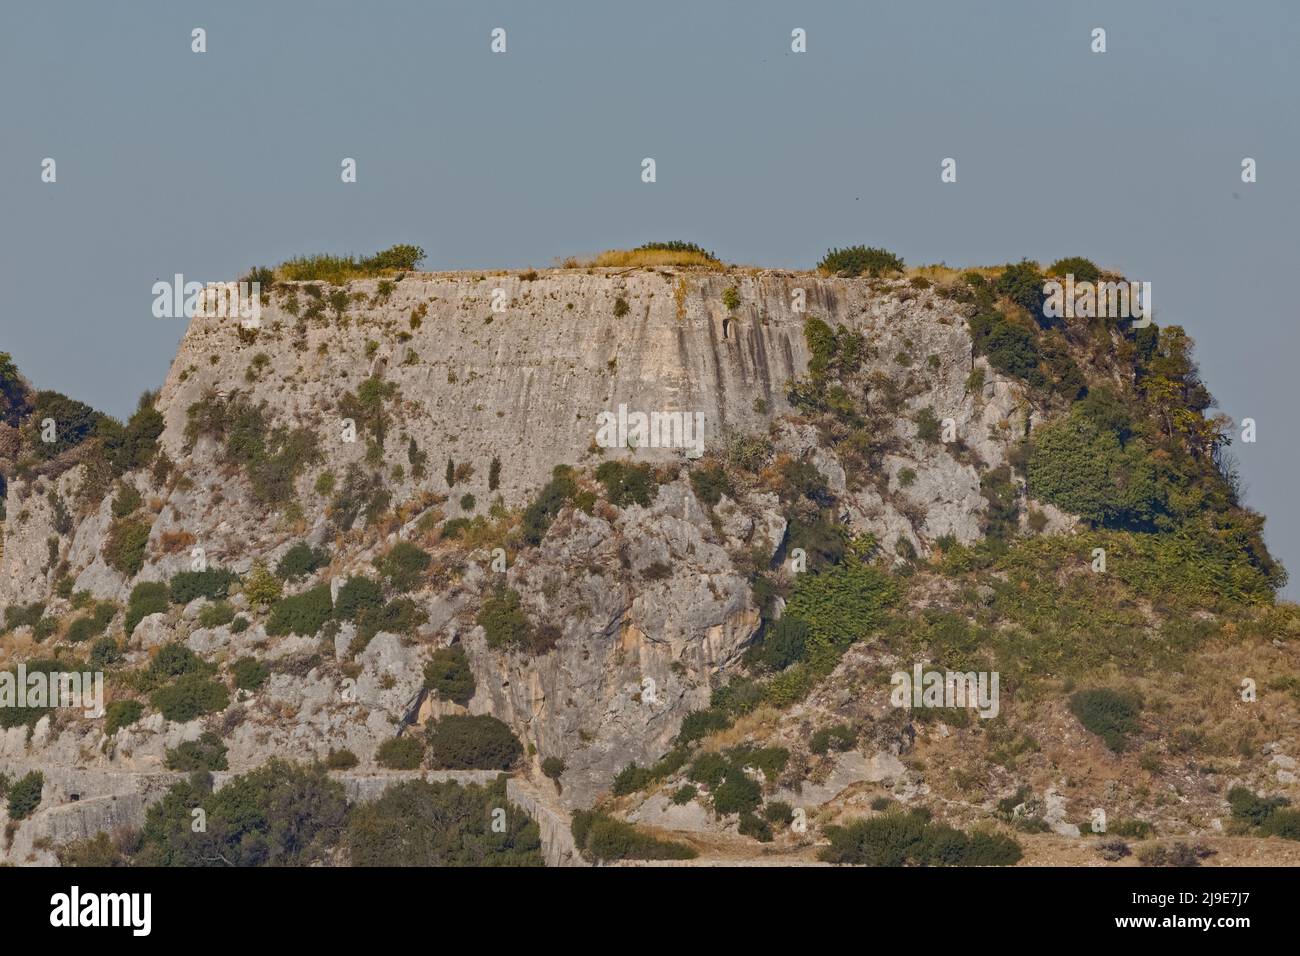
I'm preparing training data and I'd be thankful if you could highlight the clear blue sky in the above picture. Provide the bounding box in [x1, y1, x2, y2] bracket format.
[2, 0, 1298, 593]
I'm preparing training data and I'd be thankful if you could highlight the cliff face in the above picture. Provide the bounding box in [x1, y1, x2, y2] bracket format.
[0, 266, 1041, 856]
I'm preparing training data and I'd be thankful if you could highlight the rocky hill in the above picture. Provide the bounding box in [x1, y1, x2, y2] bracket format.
[1, 251, 1297, 867]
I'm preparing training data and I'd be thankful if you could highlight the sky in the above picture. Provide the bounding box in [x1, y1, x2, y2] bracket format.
[1, 0, 1298, 593]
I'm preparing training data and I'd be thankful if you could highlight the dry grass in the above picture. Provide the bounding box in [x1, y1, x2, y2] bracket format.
[906, 263, 1003, 284]
[564, 249, 723, 269]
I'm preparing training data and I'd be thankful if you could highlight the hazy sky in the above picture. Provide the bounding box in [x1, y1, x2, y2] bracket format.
[2, 0, 1298, 593]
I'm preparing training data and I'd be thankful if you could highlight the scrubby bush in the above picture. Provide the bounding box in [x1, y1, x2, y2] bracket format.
[820, 810, 1022, 866]
[150, 642, 207, 679]
[135, 759, 347, 866]
[748, 616, 809, 672]
[66, 602, 115, 643]
[521, 465, 577, 545]
[325, 749, 358, 770]
[125, 581, 169, 634]
[243, 560, 284, 607]
[376, 541, 431, 592]
[570, 811, 697, 862]
[169, 568, 238, 604]
[275, 542, 329, 580]
[1069, 687, 1142, 752]
[594, 460, 657, 507]
[265, 584, 333, 636]
[110, 482, 142, 518]
[89, 637, 124, 669]
[104, 699, 144, 736]
[477, 588, 533, 650]
[1047, 256, 1101, 283]
[994, 260, 1046, 316]
[165, 731, 228, 771]
[689, 463, 733, 506]
[103, 518, 151, 577]
[810, 723, 856, 755]
[346, 777, 542, 866]
[198, 601, 236, 628]
[376, 736, 425, 770]
[817, 245, 904, 278]
[541, 757, 565, 781]
[613, 762, 656, 796]
[426, 715, 522, 770]
[231, 656, 269, 691]
[334, 576, 383, 622]
[738, 811, 773, 842]
[763, 801, 795, 826]
[150, 674, 230, 722]
[423, 646, 475, 705]
[6, 771, 43, 820]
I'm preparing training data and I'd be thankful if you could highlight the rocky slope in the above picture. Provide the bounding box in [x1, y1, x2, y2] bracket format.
[1, 260, 1295, 866]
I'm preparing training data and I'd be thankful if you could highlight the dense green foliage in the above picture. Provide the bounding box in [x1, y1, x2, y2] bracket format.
[375, 541, 431, 592]
[477, 588, 535, 651]
[817, 245, 904, 278]
[570, 811, 697, 862]
[425, 715, 522, 770]
[275, 541, 329, 580]
[423, 646, 476, 705]
[125, 581, 169, 634]
[169, 568, 238, 604]
[346, 777, 543, 866]
[103, 518, 150, 577]
[135, 761, 347, 866]
[376, 736, 425, 770]
[6, 771, 44, 820]
[265, 584, 334, 636]
[150, 673, 229, 722]
[277, 244, 425, 282]
[165, 731, 229, 771]
[104, 699, 144, 736]
[521, 465, 577, 545]
[821, 810, 1022, 866]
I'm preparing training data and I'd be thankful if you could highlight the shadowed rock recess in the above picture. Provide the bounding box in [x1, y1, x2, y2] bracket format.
[1, 260, 1297, 867]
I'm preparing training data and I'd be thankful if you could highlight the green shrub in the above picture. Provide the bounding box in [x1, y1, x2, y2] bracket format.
[748, 616, 809, 672]
[325, 749, 358, 770]
[376, 541, 431, 592]
[594, 460, 657, 507]
[169, 568, 238, 604]
[689, 463, 733, 506]
[426, 715, 522, 770]
[1047, 256, 1101, 283]
[135, 759, 347, 866]
[110, 482, 142, 518]
[635, 240, 719, 262]
[231, 656, 270, 691]
[541, 757, 566, 781]
[677, 708, 732, 744]
[613, 762, 655, 796]
[914, 406, 941, 443]
[151, 673, 230, 722]
[477, 588, 533, 650]
[994, 260, 1045, 316]
[712, 768, 762, 815]
[265, 584, 333, 636]
[230, 615, 250, 633]
[89, 637, 124, 669]
[6, 771, 43, 820]
[1069, 688, 1142, 752]
[334, 576, 383, 622]
[150, 643, 206, 679]
[738, 811, 773, 842]
[817, 245, 904, 278]
[820, 810, 1021, 866]
[275, 542, 329, 580]
[521, 466, 576, 545]
[1027, 406, 1161, 530]
[1260, 809, 1300, 840]
[3, 601, 46, 632]
[672, 785, 698, 805]
[276, 245, 425, 282]
[198, 601, 236, 628]
[124, 581, 169, 634]
[810, 723, 856, 755]
[784, 558, 899, 672]
[613, 296, 630, 317]
[423, 646, 476, 705]
[1226, 786, 1290, 827]
[571, 811, 697, 862]
[165, 731, 228, 771]
[763, 801, 795, 826]
[104, 699, 144, 736]
[103, 518, 151, 577]
[66, 602, 115, 643]
[376, 735, 425, 770]
[346, 777, 542, 866]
